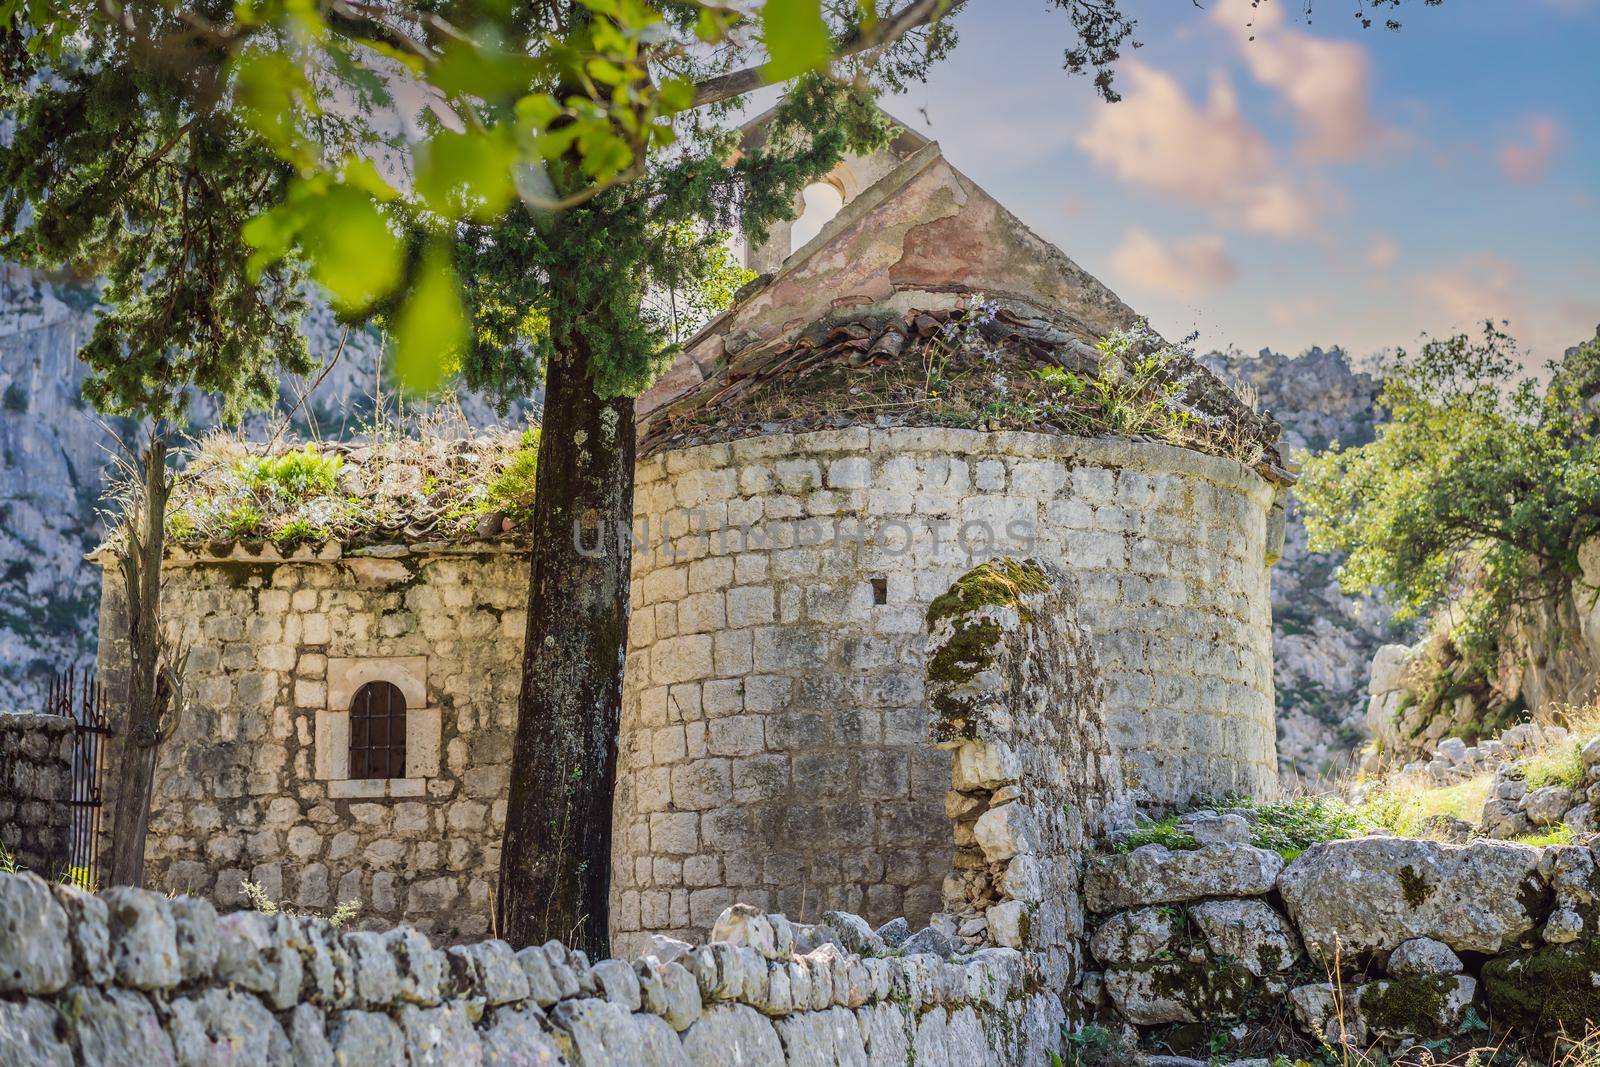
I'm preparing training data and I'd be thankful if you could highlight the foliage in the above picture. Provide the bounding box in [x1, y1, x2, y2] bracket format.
[241, 879, 362, 929]
[1299, 326, 1600, 673]
[165, 432, 542, 544]
[0, 8, 319, 422]
[1051, 1023, 1132, 1067]
[1117, 794, 1378, 861]
[1520, 740, 1585, 792]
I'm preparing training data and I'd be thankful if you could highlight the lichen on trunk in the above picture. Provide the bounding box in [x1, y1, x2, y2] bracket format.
[496, 336, 635, 956]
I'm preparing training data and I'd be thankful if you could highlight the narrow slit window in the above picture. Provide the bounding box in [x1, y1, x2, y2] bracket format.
[871, 576, 889, 605]
[349, 680, 407, 780]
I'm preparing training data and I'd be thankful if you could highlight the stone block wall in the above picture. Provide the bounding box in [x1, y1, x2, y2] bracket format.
[613, 427, 1276, 952]
[1083, 831, 1600, 1057]
[0, 870, 1070, 1066]
[93, 548, 528, 941]
[0, 711, 73, 878]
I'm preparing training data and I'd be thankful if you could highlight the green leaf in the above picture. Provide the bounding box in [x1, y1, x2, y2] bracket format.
[414, 129, 518, 222]
[432, 33, 538, 101]
[761, 0, 832, 82]
[658, 76, 694, 112]
[301, 186, 404, 311]
[393, 245, 468, 396]
[515, 93, 562, 134]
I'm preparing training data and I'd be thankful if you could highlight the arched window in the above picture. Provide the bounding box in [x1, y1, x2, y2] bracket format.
[349, 681, 407, 780]
[788, 180, 846, 253]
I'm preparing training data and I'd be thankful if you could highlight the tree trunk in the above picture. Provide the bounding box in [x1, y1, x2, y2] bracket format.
[497, 334, 636, 955]
[105, 427, 171, 888]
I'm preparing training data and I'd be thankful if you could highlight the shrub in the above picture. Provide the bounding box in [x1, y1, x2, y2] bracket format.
[241, 879, 362, 929]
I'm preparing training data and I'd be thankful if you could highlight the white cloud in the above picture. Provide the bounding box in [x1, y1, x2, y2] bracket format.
[1211, 0, 1386, 162]
[1075, 61, 1321, 237]
[1497, 115, 1566, 184]
[1110, 228, 1240, 300]
[1413, 253, 1600, 364]
[1366, 236, 1400, 270]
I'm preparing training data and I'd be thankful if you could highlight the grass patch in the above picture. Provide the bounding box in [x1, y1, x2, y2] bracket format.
[1521, 740, 1585, 791]
[1514, 823, 1576, 848]
[1362, 774, 1493, 839]
[1116, 794, 1379, 861]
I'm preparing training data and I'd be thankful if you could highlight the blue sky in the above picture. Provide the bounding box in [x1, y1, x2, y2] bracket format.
[884, 0, 1600, 369]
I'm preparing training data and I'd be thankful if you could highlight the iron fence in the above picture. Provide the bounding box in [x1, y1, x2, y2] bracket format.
[46, 666, 111, 890]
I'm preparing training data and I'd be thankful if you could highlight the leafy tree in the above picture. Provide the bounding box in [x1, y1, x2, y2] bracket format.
[2, 0, 1453, 950]
[0, 8, 323, 886]
[1299, 325, 1600, 674]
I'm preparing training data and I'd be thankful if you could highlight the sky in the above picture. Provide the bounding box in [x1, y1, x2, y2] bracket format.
[877, 0, 1600, 370]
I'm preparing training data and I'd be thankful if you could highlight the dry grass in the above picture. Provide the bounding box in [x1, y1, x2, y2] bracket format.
[1349, 696, 1600, 845]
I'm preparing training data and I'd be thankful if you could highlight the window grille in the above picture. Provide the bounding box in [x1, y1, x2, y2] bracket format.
[349, 681, 407, 779]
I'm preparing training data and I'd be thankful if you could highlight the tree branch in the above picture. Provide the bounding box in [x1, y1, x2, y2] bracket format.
[690, 0, 951, 109]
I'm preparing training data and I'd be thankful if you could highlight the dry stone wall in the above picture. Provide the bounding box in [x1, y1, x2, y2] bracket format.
[93, 548, 528, 942]
[0, 712, 73, 878]
[1082, 832, 1600, 1058]
[0, 870, 1070, 1066]
[614, 427, 1277, 953]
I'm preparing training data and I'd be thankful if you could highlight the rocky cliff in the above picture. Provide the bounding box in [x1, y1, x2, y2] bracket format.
[0, 264, 529, 711]
[1201, 346, 1407, 779]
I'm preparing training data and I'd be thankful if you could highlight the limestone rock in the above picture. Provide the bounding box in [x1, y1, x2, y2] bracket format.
[167, 897, 220, 984]
[53, 883, 112, 986]
[1089, 908, 1175, 968]
[1103, 959, 1255, 1026]
[0, 998, 73, 1067]
[101, 888, 182, 991]
[215, 912, 303, 1011]
[900, 927, 958, 959]
[1187, 899, 1300, 977]
[1181, 812, 1251, 847]
[632, 1011, 693, 1067]
[0, 873, 71, 994]
[169, 989, 292, 1066]
[448, 939, 529, 1006]
[1386, 937, 1462, 977]
[1483, 939, 1600, 1031]
[1522, 785, 1576, 827]
[1354, 975, 1476, 1039]
[1277, 838, 1544, 959]
[1085, 844, 1284, 912]
[593, 958, 643, 1011]
[66, 986, 178, 1067]
[710, 905, 777, 959]
[481, 1006, 565, 1066]
[680, 1003, 785, 1065]
[326, 1009, 406, 1067]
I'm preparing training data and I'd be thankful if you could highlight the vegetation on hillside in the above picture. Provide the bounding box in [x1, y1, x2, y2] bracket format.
[1298, 326, 1600, 731]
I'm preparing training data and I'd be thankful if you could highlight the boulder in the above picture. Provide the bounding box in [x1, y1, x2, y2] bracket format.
[1277, 838, 1545, 959]
[1085, 844, 1284, 912]
[1355, 976, 1476, 1039]
[1386, 938, 1461, 977]
[1103, 958, 1256, 1026]
[1187, 900, 1300, 977]
[1522, 785, 1576, 827]
[1089, 908, 1175, 968]
[1483, 939, 1600, 1031]
[1181, 813, 1251, 847]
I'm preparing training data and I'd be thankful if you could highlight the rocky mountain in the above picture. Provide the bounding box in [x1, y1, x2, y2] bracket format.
[0, 264, 532, 711]
[1201, 345, 1407, 780]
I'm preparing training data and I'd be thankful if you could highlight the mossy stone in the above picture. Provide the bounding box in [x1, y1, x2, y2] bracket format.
[1482, 939, 1600, 1032]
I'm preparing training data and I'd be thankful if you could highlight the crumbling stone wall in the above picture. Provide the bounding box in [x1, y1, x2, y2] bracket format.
[1083, 830, 1600, 1057]
[93, 547, 527, 941]
[0, 870, 1070, 1066]
[925, 558, 1127, 996]
[0, 711, 73, 877]
[613, 426, 1276, 953]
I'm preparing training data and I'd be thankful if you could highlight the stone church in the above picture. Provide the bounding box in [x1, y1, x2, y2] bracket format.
[93, 119, 1289, 954]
